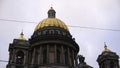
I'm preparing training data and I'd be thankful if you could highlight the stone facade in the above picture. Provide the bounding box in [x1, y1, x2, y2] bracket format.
[6, 7, 79, 68]
[6, 7, 119, 68]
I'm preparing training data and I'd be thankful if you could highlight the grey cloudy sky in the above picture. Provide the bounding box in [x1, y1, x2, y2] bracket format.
[0, 0, 120, 68]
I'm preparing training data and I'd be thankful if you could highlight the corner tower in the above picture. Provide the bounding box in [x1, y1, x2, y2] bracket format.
[97, 43, 119, 68]
[29, 7, 79, 68]
[7, 32, 30, 68]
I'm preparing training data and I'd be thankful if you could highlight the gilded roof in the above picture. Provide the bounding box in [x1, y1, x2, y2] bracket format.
[35, 18, 69, 31]
[102, 43, 111, 53]
[34, 7, 69, 31]
[17, 32, 26, 40]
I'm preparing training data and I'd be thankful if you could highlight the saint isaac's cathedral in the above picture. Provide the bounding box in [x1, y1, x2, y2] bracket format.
[6, 7, 119, 68]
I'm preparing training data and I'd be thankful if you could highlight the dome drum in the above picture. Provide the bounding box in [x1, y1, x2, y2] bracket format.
[32, 26, 71, 38]
[30, 39, 79, 51]
[30, 33, 79, 52]
[30, 26, 72, 43]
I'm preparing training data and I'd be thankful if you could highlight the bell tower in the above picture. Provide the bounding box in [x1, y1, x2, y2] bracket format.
[6, 32, 30, 68]
[97, 43, 119, 68]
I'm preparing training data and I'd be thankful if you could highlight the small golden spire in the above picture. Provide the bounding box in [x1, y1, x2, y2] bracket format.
[102, 42, 111, 53]
[17, 31, 26, 40]
[104, 42, 107, 50]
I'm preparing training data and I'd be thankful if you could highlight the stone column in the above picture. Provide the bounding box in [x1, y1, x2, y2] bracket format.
[54, 44, 57, 63]
[116, 61, 120, 68]
[61, 46, 65, 64]
[26, 51, 29, 64]
[32, 48, 35, 64]
[13, 49, 16, 63]
[68, 47, 70, 65]
[75, 52, 78, 66]
[9, 51, 12, 63]
[106, 61, 110, 68]
[24, 51, 26, 64]
[38, 46, 41, 64]
[47, 45, 49, 63]
[11, 49, 14, 63]
[28, 49, 31, 64]
[72, 50, 75, 66]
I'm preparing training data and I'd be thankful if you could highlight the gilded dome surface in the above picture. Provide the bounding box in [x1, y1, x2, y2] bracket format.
[34, 7, 69, 31]
[35, 18, 69, 31]
[17, 32, 26, 40]
[102, 43, 111, 53]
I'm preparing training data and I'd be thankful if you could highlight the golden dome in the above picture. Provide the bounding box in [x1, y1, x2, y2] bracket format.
[17, 32, 26, 40]
[34, 7, 69, 31]
[35, 18, 69, 31]
[102, 43, 111, 53]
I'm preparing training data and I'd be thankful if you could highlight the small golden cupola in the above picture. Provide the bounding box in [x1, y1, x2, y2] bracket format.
[34, 7, 69, 31]
[97, 43, 119, 68]
[17, 32, 26, 40]
[102, 42, 111, 53]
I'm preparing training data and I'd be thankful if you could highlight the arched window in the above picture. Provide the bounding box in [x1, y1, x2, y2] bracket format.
[43, 30, 48, 35]
[16, 51, 24, 64]
[49, 30, 54, 34]
[56, 30, 61, 34]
